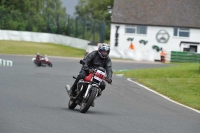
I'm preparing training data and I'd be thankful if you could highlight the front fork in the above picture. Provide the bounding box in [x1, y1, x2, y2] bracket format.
[83, 84, 100, 99]
[83, 84, 92, 98]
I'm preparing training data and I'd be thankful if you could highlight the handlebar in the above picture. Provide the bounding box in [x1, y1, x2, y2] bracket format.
[89, 68, 111, 84]
[104, 77, 112, 84]
[88, 68, 96, 73]
[79, 60, 85, 65]
[80, 59, 112, 84]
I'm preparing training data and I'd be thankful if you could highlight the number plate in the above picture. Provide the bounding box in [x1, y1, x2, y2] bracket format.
[94, 70, 105, 82]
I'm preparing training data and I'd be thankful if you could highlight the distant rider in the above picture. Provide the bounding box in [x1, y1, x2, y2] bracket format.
[36, 53, 41, 65]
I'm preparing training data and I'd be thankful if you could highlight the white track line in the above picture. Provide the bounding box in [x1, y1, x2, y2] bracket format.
[127, 78, 200, 114]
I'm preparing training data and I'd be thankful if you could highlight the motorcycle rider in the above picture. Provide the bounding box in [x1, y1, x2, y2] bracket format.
[67, 43, 113, 106]
[36, 53, 41, 65]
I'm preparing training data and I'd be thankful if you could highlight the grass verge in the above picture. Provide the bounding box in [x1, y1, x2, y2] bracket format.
[0, 40, 85, 57]
[115, 63, 200, 110]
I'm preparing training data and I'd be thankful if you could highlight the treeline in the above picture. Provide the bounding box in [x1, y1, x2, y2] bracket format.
[0, 0, 114, 41]
[75, 0, 114, 40]
[0, 0, 67, 33]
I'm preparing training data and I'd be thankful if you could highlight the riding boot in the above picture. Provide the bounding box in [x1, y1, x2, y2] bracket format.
[69, 69, 88, 96]
[69, 78, 80, 96]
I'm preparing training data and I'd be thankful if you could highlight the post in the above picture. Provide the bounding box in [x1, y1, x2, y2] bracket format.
[47, 14, 50, 33]
[92, 20, 96, 42]
[67, 15, 70, 36]
[28, 12, 31, 31]
[75, 17, 78, 37]
[82, 18, 85, 39]
[56, 14, 60, 34]
[100, 21, 105, 43]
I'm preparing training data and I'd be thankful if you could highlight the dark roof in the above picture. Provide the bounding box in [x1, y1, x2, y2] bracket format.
[112, 0, 200, 28]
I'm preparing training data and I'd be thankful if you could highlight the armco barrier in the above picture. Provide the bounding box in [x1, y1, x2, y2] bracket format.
[0, 30, 89, 50]
[0, 30, 167, 62]
[0, 59, 13, 66]
[171, 51, 200, 63]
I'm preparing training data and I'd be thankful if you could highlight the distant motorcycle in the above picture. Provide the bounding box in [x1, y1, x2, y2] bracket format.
[32, 56, 53, 67]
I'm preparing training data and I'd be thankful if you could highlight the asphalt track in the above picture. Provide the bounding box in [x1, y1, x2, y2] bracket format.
[0, 55, 199, 133]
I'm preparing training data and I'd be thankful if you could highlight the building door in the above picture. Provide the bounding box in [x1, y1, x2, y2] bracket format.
[189, 45, 197, 52]
[180, 42, 199, 53]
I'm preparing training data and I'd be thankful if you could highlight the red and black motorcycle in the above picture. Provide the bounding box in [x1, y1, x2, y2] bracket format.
[32, 56, 53, 67]
[65, 60, 110, 113]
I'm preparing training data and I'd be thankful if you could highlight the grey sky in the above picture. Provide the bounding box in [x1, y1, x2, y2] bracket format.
[61, 0, 79, 16]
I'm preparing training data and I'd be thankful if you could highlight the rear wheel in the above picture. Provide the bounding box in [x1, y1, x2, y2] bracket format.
[68, 98, 77, 109]
[80, 87, 97, 113]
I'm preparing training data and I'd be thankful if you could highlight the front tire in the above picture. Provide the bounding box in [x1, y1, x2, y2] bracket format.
[68, 98, 77, 109]
[80, 87, 97, 113]
[48, 62, 53, 67]
[34, 60, 40, 67]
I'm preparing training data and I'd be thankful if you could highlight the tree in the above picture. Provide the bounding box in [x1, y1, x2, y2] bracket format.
[75, 0, 113, 22]
[0, 0, 68, 33]
[75, 0, 114, 40]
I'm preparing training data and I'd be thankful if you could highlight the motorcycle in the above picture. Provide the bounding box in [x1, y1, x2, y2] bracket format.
[65, 60, 110, 113]
[32, 56, 53, 67]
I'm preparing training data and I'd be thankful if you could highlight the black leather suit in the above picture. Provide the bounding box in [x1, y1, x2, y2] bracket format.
[70, 50, 113, 93]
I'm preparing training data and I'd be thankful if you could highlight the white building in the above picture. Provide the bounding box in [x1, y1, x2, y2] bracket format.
[109, 0, 200, 61]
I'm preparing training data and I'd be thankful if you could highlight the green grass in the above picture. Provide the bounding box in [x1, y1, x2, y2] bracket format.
[0, 40, 85, 57]
[115, 63, 200, 110]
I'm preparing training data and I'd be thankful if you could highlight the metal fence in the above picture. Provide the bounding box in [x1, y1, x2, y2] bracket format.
[0, 9, 105, 43]
[171, 51, 200, 63]
[66, 15, 105, 43]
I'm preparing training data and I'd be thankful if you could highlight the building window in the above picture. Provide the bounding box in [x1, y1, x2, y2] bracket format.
[174, 28, 190, 37]
[137, 26, 147, 34]
[125, 25, 147, 34]
[125, 26, 136, 33]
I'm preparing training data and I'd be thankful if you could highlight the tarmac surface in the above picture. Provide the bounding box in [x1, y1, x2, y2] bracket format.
[0, 55, 199, 133]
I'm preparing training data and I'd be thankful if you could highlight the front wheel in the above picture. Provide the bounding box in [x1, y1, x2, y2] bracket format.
[48, 62, 53, 67]
[34, 61, 41, 67]
[80, 87, 97, 113]
[68, 98, 77, 109]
